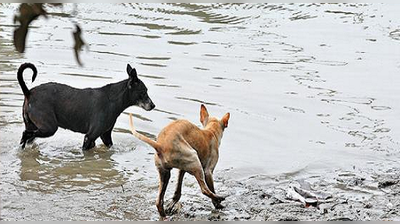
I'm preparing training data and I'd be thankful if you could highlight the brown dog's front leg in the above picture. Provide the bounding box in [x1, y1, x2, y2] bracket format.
[205, 171, 224, 209]
[156, 168, 171, 220]
[193, 169, 225, 204]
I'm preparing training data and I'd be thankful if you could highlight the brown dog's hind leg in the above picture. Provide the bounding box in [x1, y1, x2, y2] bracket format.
[166, 170, 185, 214]
[156, 167, 171, 220]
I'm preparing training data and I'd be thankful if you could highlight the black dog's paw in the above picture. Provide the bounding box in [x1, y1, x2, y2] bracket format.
[82, 139, 96, 151]
[20, 131, 28, 145]
[27, 137, 35, 144]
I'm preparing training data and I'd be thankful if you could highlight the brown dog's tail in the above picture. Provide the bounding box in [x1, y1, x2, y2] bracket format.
[17, 63, 37, 97]
[129, 113, 162, 153]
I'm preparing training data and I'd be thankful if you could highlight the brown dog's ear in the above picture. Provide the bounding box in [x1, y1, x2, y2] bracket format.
[200, 104, 209, 127]
[221, 112, 230, 128]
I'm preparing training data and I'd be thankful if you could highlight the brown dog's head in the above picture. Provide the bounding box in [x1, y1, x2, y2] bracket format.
[200, 104, 230, 130]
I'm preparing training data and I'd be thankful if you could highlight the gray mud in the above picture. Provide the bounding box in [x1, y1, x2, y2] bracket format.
[4, 139, 400, 221]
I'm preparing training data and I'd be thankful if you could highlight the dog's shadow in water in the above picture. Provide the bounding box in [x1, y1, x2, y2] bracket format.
[17, 143, 126, 193]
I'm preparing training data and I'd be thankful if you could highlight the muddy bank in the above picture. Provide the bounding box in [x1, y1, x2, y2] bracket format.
[3, 143, 400, 221]
[2, 124, 399, 221]
[164, 167, 400, 221]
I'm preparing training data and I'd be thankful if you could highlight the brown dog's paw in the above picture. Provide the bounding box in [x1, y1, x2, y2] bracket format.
[215, 195, 226, 203]
[159, 216, 172, 221]
[213, 202, 225, 209]
[165, 200, 182, 215]
[213, 195, 226, 209]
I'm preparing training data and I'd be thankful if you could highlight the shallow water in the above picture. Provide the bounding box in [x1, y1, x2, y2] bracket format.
[1, 3, 400, 220]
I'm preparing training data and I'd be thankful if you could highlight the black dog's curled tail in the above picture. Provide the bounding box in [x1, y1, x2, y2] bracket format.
[17, 63, 37, 97]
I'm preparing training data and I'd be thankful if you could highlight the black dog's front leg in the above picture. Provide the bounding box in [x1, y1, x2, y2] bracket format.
[20, 130, 37, 149]
[100, 129, 113, 147]
[82, 135, 96, 151]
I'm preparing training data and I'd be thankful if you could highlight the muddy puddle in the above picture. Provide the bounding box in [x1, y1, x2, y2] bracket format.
[1, 3, 400, 221]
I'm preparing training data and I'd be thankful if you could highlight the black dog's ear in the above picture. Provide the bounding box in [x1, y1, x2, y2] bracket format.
[127, 64, 138, 78]
[127, 64, 133, 76]
[128, 70, 139, 89]
[127, 64, 139, 89]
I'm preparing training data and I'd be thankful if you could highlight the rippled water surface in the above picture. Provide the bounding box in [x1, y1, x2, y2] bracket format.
[1, 3, 400, 220]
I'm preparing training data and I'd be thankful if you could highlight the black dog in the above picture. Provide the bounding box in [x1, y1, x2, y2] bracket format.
[18, 63, 155, 150]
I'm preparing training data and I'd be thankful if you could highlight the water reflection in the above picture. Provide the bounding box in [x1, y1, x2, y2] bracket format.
[18, 145, 126, 193]
[98, 31, 161, 39]
[0, 21, 24, 127]
[1, 2, 397, 182]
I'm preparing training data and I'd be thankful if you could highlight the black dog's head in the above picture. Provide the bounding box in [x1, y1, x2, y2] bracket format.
[126, 64, 155, 111]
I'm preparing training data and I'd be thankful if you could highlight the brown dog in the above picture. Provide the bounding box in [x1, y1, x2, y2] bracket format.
[129, 104, 230, 220]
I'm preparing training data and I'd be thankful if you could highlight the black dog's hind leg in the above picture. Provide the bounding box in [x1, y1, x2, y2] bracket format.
[21, 109, 58, 149]
[21, 113, 38, 148]
[20, 124, 58, 149]
[100, 129, 113, 147]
